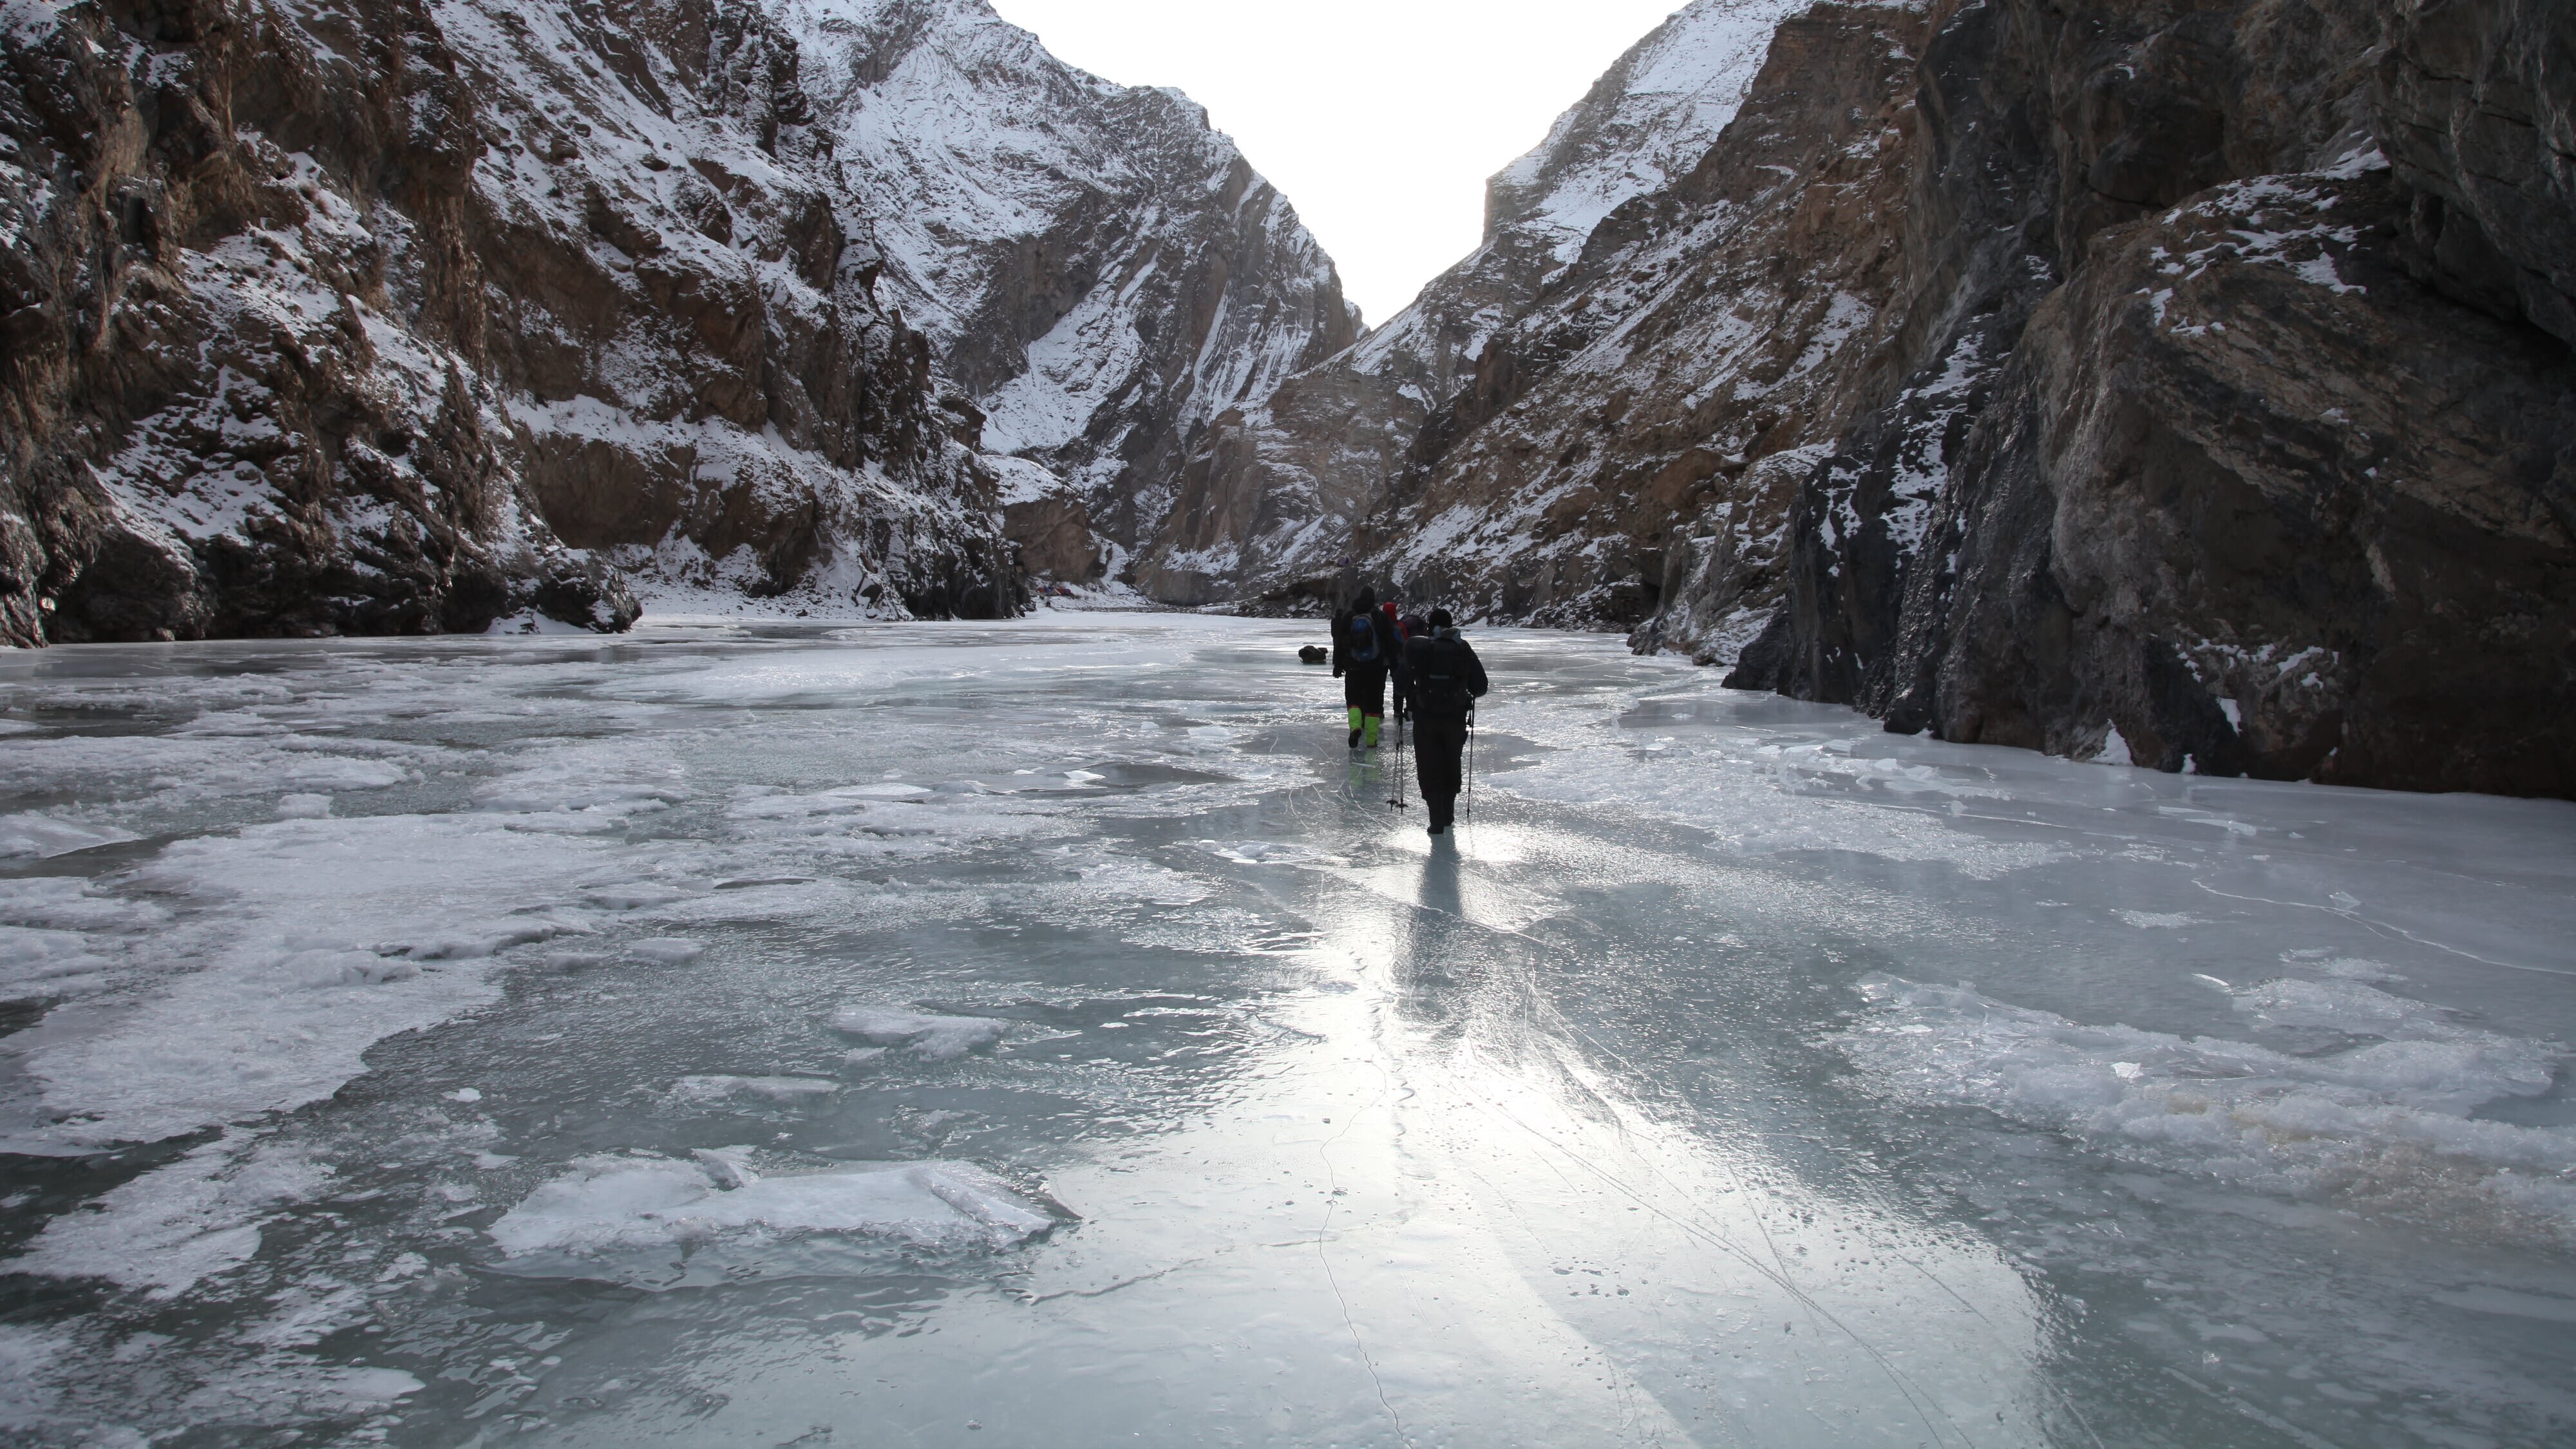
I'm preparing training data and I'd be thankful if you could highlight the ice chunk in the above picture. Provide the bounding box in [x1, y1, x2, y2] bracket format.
[630, 938, 705, 965]
[0, 812, 141, 859]
[670, 1075, 841, 1104]
[690, 1148, 759, 1190]
[583, 884, 695, 909]
[486, 609, 595, 636]
[723, 784, 1069, 858]
[1075, 857, 1216, 904]
[473, 739, 687, 822]
[323, 1367, 424, 1403]
[0, 877, 170, 933]
[274, 793, 332, 820]
[2233, 978, 2443, 1036]
[2094, 725, 2135, 766]
[488, 1154, 1052, 1257]
[283, 949, 422, 987]
[0, 926, 108, 999]
[1197, 840, 1346, 868]
[832, 1006, 1007, 1059]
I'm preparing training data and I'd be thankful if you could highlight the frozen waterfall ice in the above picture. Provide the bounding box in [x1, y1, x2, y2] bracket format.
[1, 613, 2570, 1446]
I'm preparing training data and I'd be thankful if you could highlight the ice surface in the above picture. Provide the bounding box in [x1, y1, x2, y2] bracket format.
[14, 1131, 328, 1299]
[1841, 973, 2571, 1229]
[0, 618, 2568, 1446]
[20, 813, 612, 1146]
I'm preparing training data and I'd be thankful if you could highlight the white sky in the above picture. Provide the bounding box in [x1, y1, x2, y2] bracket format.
[984, 0, 1692, 326]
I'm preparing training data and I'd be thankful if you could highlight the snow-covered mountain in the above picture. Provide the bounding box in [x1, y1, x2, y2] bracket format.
[0, 0, 1043, 641]
[1132, 0, 1804, 605]
[783, 0, 1362, 579]
[0, 0, 1358, 641]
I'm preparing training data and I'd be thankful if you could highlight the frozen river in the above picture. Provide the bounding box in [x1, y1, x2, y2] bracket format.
[1, 612, 2571, 1447]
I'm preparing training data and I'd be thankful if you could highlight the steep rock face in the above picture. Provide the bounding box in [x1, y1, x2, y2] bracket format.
[1709, 0, 2575, 797]
[784, 0, 1361, 583]
[2376, 0, 2576, 347]
[1904, 169, 2576, 794]
[0, 0, 1014, 647]
[1367, 4, 1931, 644]
[1135, 0, 1805, 609]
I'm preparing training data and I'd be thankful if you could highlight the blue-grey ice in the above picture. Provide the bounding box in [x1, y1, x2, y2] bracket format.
[1, 614, 2570, 1446]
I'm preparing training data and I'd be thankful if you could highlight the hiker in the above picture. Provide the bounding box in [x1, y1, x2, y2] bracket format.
[1397, 608, 1489, 835]
[1380, 600, 1413, 725]
[1331, 587, 1402, 750]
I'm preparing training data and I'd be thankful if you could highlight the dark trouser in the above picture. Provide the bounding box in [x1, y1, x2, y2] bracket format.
[1341, 665, 1388, 716]
[1414, 715, 1468, 829]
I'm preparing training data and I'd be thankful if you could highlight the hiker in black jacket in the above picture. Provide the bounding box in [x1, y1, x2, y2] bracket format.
[1397, 609, 1489, 834]
[1330, 588, 1403, 750]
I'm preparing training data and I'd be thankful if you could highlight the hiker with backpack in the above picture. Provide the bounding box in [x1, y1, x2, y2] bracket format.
[1397, 609, 1489, 835]
[1331, 587, 1403, 750]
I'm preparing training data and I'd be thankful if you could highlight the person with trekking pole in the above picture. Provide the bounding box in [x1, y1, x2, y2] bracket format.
[1330, 587, 1402, 751]
[1396, 609, 1488, 836]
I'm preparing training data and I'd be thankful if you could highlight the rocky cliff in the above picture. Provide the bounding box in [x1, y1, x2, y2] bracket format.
[1704, 0, 2576, 798]
[0, 0, 1029, 645]
[1133, 0, 1807, 610]
[1143, 0, 2570, 798]
[783, 0, 1362, 587]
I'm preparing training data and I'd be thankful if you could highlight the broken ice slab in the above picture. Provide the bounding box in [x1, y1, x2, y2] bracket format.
[831, 1006, 1007, 1059]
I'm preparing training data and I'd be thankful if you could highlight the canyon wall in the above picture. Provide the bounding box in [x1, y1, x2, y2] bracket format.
[1148, 0, 2570, 797]
[0, 0, 1030, 644]
[1714, 0, 2575, 797]
[0, 0, 1360, 641]
[786, 0, 1362, 585]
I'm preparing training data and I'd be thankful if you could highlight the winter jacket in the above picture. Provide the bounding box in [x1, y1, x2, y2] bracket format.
[1398, 629, 1489, 723]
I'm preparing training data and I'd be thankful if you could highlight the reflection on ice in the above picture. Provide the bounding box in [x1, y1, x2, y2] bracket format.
[0, 614, 2569, 1446]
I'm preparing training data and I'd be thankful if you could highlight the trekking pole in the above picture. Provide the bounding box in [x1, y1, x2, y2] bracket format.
[1463, 707, 1475, 830]
[1387, 710, 1408, 811]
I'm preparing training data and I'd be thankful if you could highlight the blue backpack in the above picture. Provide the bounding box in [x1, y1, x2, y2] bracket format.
[1346, 613, 1379, 663]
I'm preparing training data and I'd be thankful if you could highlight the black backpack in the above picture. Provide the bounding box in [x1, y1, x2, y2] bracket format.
[1345, 613, 1379, 664]
[1416, 633, 1473, 710]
